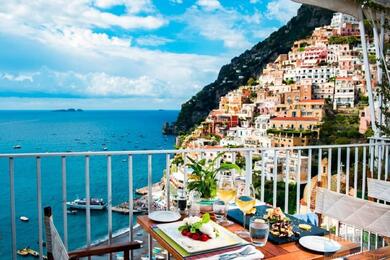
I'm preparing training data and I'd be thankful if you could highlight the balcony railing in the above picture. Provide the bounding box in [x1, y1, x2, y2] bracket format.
[1, 138, 389, 259]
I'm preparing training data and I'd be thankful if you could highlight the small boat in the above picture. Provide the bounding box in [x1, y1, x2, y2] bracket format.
[67, 198, 106, 210]
[17, 248, 29, 256]
[27, 248, 39, 257]
[20, 216, 29, 222]
[13, 145, 22, 149]
[67, 210, 77, 215]
[103, 147, 108, 151]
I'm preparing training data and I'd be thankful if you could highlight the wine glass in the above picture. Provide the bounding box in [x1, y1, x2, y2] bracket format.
[235, 181, 256, 238]
[216, 173, 236, 225]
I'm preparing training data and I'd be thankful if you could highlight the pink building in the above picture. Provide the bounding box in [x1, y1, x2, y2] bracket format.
[359, 106, 371, 134]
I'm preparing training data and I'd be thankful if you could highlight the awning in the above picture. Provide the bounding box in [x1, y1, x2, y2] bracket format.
[292, 0, 390, 20]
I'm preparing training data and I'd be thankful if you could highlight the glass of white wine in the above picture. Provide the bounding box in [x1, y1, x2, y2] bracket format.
[235, 181, 256, 238]
[216, 173, 236, 225]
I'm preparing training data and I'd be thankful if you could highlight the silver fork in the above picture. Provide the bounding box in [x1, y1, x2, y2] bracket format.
[218, 246, 254, 260]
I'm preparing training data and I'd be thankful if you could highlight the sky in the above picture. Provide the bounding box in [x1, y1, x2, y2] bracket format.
[0, 0, 300, 110]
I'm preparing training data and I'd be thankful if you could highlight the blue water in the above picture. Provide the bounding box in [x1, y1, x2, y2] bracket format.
[0, 110, 178, 259]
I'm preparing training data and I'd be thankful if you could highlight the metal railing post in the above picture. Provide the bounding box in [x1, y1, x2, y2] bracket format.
[61, 156, 68, 249]
[245, 150, 252, 195]
[36, 157, 43, 260]
[385, 145, 389, 181]
[166, 154, 171, 210]
[272, 150, 278, 208]
[9, 157, 16, 260]
[284, 150, 290, 213]
[346, 148, 350, 195]
[107, 155, 112, 246]
[260, 152, 265, 203]
[128, 154, 134, 260]
[148, 154, 153, 260]
[362, 147, 367, 199]
[317, 148, 322, 186]
[337, 148, 341, 193]
[183, 154, 188, 191]
[307, 149, 312, 212]
[85, 156, 91, 248]
[354, 147, 359, 198]
[327, 148, 332, 190]
[296, 150, 301, 213]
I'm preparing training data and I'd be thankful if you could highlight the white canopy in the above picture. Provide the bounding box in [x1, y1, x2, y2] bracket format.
[292, 0, 390, 21]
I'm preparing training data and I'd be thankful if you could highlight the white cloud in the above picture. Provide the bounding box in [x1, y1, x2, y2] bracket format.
[0, 0, 298, 109]
[196, 0, 222, 11]
[265, 0, 300, 23]
[0, 66, 220, 100]
[94, 0, 155, 14]
[170, 0, 183, 4]
[0, 1, 166, 32]
[179, 4, 266, 50]
[135, 35, 173, 47]
[1, 73, 34, 82]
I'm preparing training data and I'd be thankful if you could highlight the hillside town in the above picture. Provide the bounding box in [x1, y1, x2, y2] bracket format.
[147, 12, 389, 213]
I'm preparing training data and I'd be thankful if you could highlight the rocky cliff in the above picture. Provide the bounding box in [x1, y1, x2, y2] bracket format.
[174, 5, 334, 133]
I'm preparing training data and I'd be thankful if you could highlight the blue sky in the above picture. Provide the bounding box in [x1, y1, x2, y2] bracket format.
[0, 0, 300, 109]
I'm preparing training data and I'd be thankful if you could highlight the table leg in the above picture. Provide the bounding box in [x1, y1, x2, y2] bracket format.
[148, 234, 153, 260]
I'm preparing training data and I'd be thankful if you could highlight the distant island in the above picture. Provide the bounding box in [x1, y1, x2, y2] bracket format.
[53, 108, 83, 112]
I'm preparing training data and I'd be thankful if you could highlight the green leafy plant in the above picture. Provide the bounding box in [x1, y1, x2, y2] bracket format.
[186, 153, 241, 199]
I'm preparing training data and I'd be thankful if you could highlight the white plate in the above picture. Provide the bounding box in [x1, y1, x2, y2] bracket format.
[157, 220, 247, 253]
[148, 211, 181, 223]
[299, 236, 341, 253]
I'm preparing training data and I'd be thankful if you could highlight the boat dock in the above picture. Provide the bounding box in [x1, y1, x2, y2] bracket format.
[112, 201, 147, 215]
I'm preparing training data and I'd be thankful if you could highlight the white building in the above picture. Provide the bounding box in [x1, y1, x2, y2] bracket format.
[334, 77, 356, 108]
[313, 82, 334, 100]
[327, 44, 350, 64]
[330, 12, 358, 28]
[284, 66, 337, 84]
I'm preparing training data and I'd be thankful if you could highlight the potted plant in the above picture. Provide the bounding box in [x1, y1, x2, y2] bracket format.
[186, 153, 241, 201]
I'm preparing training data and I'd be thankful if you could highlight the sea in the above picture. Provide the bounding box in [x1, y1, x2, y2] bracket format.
[0, 110, 178, 259]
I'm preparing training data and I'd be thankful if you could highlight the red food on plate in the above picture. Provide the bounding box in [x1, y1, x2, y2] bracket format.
[200, 234, 209, 241]
[191, 233, 200, 240]
[181, 229, 190, 236]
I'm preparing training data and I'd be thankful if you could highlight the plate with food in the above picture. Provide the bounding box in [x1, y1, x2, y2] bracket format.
[227, 206, 328, 244]
[264, 207, 298, 239]
[156, 213, 247, 253]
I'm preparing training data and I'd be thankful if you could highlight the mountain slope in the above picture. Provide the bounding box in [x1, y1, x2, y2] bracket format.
[174, 5, 334, 133]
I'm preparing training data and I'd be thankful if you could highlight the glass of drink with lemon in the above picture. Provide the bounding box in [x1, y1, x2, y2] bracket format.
[216, 173, 236, 225]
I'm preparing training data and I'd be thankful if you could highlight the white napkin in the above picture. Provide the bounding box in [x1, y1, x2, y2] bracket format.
[197, 245, 264, 260]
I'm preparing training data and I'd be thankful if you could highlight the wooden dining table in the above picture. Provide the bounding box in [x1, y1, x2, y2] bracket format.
[137, 215, 361, 259]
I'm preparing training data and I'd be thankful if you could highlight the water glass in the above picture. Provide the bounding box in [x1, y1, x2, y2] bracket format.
[212, 200, 226, 221]
[188, 190, 201, 216]
[249, 216, 269, 247]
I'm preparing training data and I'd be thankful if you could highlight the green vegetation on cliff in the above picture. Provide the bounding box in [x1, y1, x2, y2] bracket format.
[175, 5, 334, 133]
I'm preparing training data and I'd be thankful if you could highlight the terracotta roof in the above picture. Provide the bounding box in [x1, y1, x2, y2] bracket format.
[204, 145, 223, 149]
[271, 116, 319, 121]
[299, 99, 325, 103]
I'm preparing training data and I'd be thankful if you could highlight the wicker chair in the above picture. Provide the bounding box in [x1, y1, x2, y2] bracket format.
[44, 207, 141, 260]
